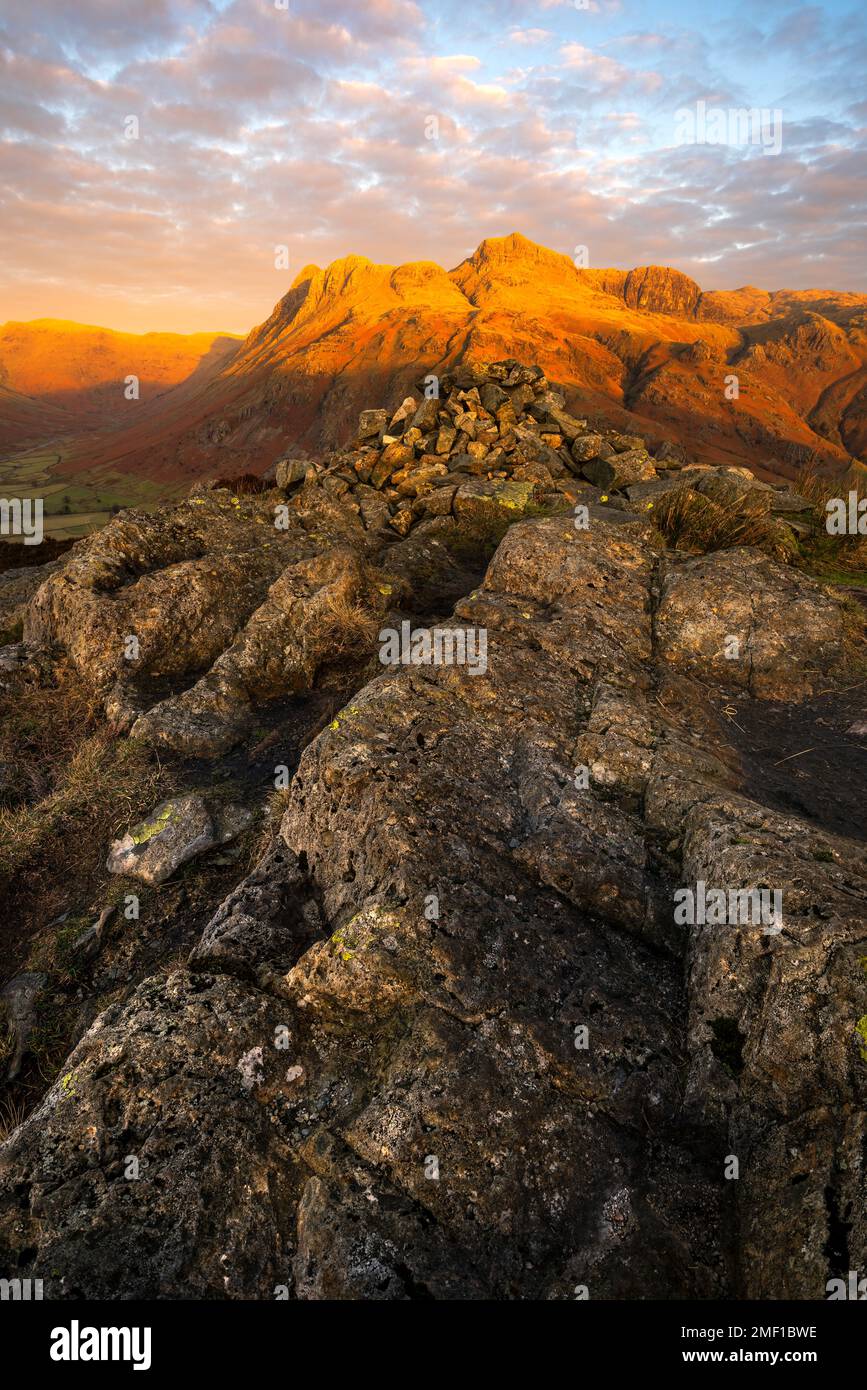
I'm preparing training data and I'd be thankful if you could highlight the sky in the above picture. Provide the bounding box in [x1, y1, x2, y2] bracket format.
[1, 0, 865, 334]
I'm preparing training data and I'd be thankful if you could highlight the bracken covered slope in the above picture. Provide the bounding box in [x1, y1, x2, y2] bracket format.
[0, 363, 864, 1299]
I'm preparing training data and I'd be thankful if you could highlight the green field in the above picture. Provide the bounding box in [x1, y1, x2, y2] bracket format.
[0, 446, 169, 540]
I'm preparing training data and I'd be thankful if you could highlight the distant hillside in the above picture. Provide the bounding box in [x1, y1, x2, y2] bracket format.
[0, 320, 241, 447]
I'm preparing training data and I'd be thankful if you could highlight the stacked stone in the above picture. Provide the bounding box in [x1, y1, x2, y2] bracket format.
[275, 359, 671, 537]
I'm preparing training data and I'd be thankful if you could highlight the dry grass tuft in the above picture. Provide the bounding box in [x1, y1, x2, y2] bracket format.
[313, 574, 385, 661]
[0, 669, 175, 976]
[0, 666, 99, 807]
[0, 732, 170, 884]
[0, 1019, 13, 1071]
[211, 472, 270, 496]
[653, 486, 796, 563]
[0, 1093, 27, 1143]
[795, 461, 867, 515]
[250, 787, 295, 863]
[794, 463, 867, 580]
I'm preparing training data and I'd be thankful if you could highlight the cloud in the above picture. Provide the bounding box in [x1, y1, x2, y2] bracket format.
[508, 29, 553, 45]
[0, 0, 864, 334]
[559, 42, 663, 94]
[403, 53, 482, 74]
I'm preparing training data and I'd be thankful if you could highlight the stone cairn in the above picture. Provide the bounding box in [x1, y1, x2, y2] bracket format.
[274, 359, 678, 538]
[274, 358, 810, 542]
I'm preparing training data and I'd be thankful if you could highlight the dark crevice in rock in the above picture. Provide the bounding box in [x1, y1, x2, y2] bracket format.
[708, 1017, 746, 1078]
[823, 1184, 853, 1278]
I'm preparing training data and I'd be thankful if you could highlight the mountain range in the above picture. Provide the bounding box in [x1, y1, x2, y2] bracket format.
[3, 233, 867, 525]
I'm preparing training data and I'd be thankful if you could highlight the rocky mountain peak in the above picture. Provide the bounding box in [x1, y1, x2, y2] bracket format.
[451, 232, 580, 303]
[3, 234, 867, 530]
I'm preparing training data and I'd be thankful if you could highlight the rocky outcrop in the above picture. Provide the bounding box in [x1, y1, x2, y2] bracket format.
[656, 548, 846, 699]
[622, 265, 703, 317]
[0, 363, 864, 1301]
[24, 492, 313, 693]
[21, 361, 813, 757]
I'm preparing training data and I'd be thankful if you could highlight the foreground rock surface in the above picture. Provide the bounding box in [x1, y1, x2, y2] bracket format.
[3, 494, 861, 1295]
[0, 364, 864, 1301]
